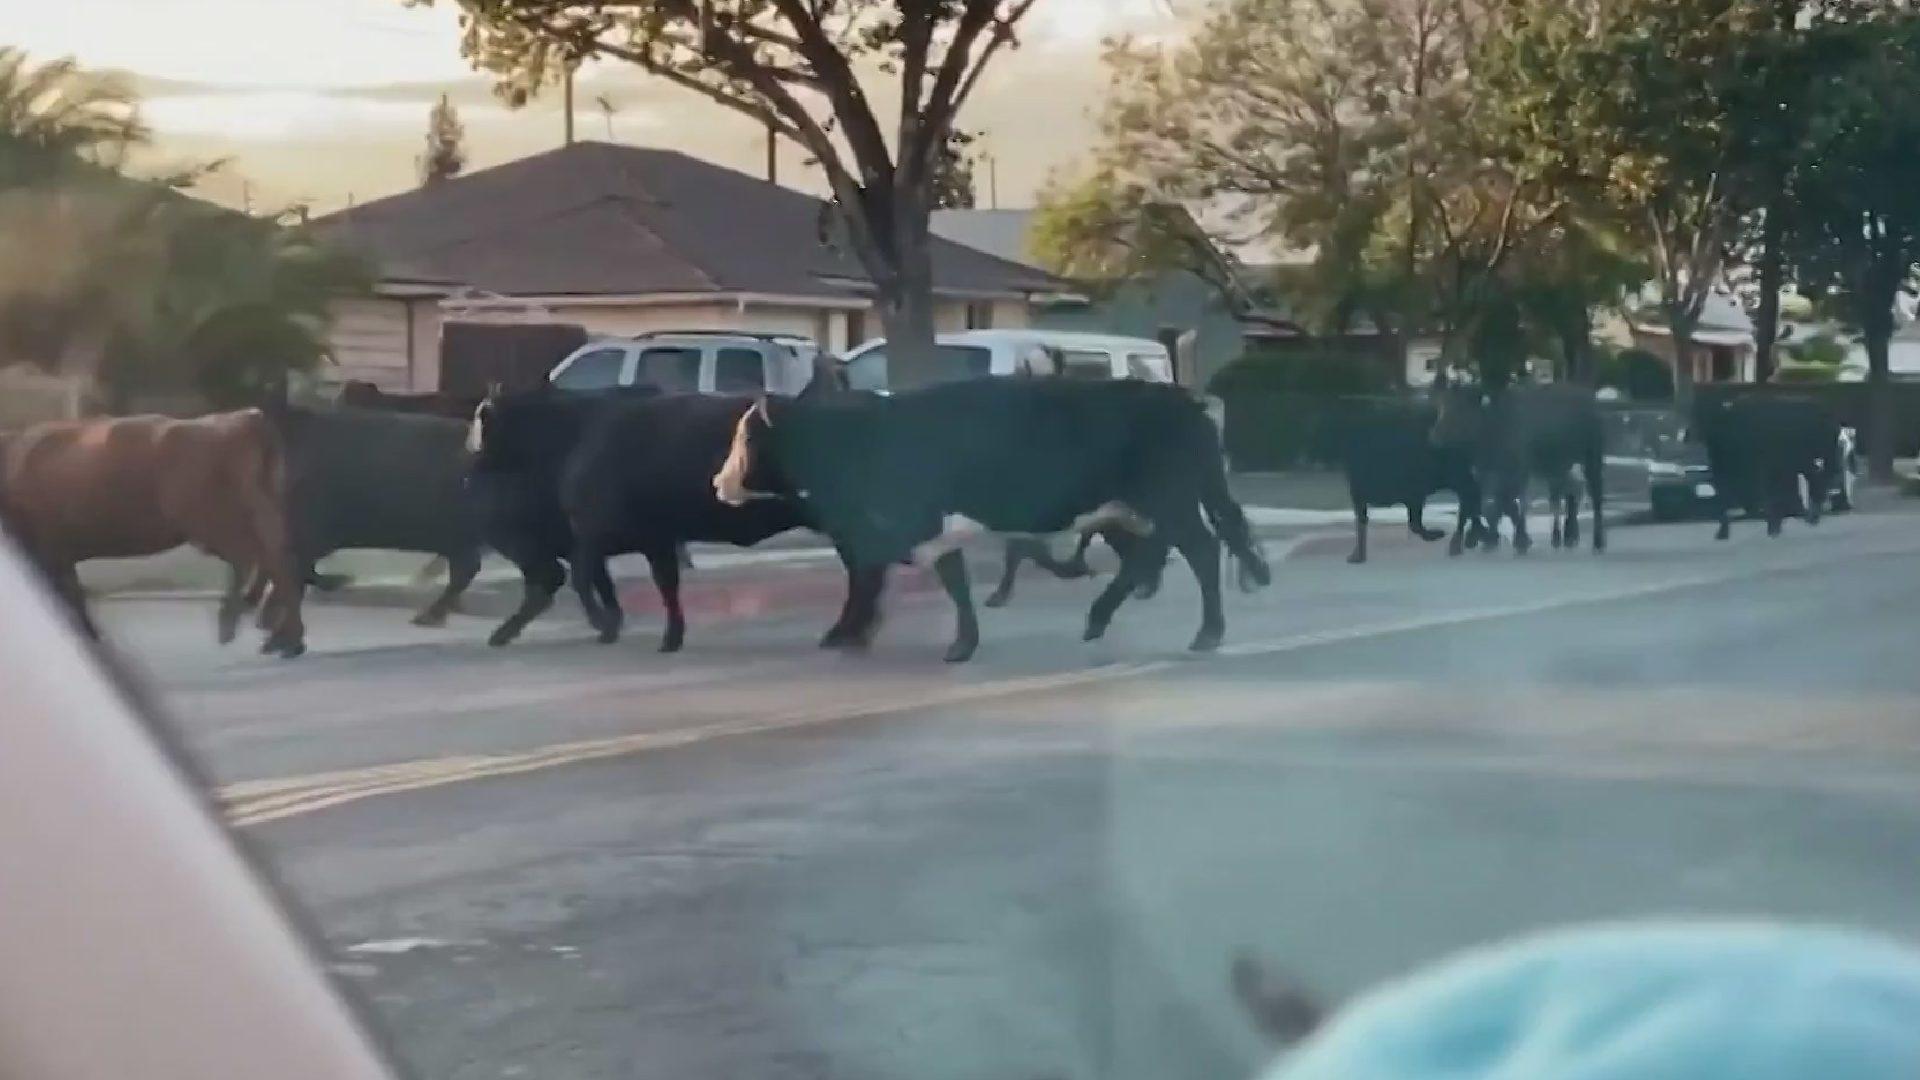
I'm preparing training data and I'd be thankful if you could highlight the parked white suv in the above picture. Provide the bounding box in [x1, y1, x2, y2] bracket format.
[838, 329, 1176, 394]
[547, 331, 825, 397]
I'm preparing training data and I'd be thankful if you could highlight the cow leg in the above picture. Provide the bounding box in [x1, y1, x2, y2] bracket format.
[1083, 538, 1162, 643]
[1348, 500, 1370, 564]
[1764, 470, 1788, 537]
[643, 545, 687, 653]
[932, 549, 981, 663]
[591, 561, 622, 621]
[1501, 478, 1533, 556]
[412, 549, 480, 628]
[1802, 465, 1825, 526]
[221, 562, 255, 644]
[1165, 506, 1227, 652]
[569, 544, 622, 644]
[1407, 496, 1445, 542]
[257, 556, 311, 631]
[1582, 448, 1605, 553]
[1109, 529, 1164, 599]
[983, 538, 1029, 608]
[821, 542, 886, 649]
[489, 556, 564, 647]
[822, 558, 887, 651]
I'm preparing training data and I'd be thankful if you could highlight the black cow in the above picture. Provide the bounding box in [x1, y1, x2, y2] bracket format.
[1431, 377, 1607, 555]
[984, 345, 1170, 608]
[339, 380, 485, 421]
[1342, 398, 1487, 564]
[713, 377, 1273, 662]
[239, 405, 497, 628]
[1700, 394, 1841, 540]
[468, 383, 884, 652]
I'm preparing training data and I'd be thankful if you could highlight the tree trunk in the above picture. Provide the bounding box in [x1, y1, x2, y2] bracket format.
[870, 195, 941, 391]
[1865, 331, 1895, 482]
[1753, 206, 1783, 383]
[1669, 319, 1697, 416]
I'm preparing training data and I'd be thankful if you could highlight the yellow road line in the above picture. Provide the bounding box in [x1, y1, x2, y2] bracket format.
[221, 535, 1920, 828]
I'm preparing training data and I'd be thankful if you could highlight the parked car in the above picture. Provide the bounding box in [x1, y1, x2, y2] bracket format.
[837, 329, 1176, 394]
[1602, 406, 1856, 521]
[546, 330, 826, 397]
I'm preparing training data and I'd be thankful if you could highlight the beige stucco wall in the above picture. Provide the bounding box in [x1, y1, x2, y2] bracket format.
[326, 296, 411, 389]
[408, 301, 443, 391]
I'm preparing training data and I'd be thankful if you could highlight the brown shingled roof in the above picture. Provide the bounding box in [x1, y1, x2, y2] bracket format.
[313, 141, 1067, 300]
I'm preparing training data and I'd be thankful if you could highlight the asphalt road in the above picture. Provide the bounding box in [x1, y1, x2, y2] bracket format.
[98, 509, 1920, 1080]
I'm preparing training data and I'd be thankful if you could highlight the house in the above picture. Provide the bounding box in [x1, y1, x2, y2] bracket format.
[928, 207, 1260, 390]
[1628, 287, 1757, 383]
[322, 257, 461, 391]
[313, 141, 1071, 380]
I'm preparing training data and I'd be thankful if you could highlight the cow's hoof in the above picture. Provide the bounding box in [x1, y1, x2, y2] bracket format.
[410, 610, 449, 629]
[1550, 534, 1564, 549]
[276, 641, 307, 660]
[1059, 558, 1094, 580]
[1347, 551, 1366, 565]
[595, 629, 620, 645]
[944, 639, 978, 663]
[1083, 619, 1112, 643]
[1189, 627, 1224, 653]
[487, 628, 518, 648]
[658, 638, 684, 653]
[983, 591, 1011, 609]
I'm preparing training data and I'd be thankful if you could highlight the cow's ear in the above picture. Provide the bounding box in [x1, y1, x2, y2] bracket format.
[753, 394, 774, 428]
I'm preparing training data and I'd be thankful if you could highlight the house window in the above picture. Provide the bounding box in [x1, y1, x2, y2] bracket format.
[714, 347, 765, 393]
[965, 302, 994, 329]
[636, 347, 702, 392]
[551, 347, 628, 392]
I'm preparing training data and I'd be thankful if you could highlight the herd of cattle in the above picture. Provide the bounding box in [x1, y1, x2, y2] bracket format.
[0, 356, 1850, 666]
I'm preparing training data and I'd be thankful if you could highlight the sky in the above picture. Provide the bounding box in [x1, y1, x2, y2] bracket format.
[0, 0, 1171, 88]
[0, 0, 1179, 210]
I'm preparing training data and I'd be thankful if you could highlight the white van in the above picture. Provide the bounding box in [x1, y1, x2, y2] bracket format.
[838, 329, 1176, 394]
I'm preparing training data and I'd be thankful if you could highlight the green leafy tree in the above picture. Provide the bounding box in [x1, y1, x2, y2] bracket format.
[929, 126, 978, 210]
[1782, 9, 1920, 478]
[0, 47, 147, 188]
[419, 92, 468, 186]
[1032, 0, 1561, 380]
[411, 0, 1042, 380]
[0, 50, 373, 405]
[1028, 1, 1407, 334]
[1476, 0, 1779, 406]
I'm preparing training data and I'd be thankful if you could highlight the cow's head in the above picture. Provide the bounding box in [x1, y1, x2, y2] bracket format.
[714, 395, 791, 505]
[465, 381, 542, 473]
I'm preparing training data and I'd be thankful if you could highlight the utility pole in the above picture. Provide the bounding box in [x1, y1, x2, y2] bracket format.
[988, 155, 998, 209]
[765, 119, 777, 183]
[563, 65, 576, 145]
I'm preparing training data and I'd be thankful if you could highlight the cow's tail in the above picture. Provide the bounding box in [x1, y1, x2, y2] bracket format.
[1191, 405, 1272, 591]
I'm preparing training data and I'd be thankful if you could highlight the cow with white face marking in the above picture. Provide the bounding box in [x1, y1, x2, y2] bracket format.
[713, 377, 1272, 662]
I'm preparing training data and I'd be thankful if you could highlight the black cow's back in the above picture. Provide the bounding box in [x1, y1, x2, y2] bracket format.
[775, 378, 1216, 556]
[277, 406, 485, 556]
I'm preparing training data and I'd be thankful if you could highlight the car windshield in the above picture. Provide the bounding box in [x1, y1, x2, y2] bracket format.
[23, 9, 1920, 1080]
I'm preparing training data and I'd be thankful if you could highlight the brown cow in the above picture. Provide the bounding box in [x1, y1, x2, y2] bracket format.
[0, 409, 307, 656]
